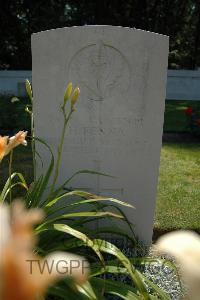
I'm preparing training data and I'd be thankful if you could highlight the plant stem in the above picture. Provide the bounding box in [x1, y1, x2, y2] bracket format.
[31, 111, 36, 182]
[50, 108, 73, 195]
[9, 150, 13, 203]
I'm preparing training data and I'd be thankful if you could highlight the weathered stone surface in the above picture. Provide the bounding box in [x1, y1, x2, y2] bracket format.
[32, 25, 169, 244]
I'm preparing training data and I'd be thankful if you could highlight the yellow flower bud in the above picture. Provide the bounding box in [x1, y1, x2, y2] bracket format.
[25, 79, 33, 102]
[71, 87, 80, 108]
[64, 82, 73, 105]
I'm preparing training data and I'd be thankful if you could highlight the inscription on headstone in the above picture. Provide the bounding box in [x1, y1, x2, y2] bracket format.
[32, 26, 169, 244]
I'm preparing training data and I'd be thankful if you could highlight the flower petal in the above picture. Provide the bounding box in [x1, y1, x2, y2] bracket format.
[0, 136, 8, 161]
[0, 204, 11, 255]
[37, 251, 89, 288]
[5, 131, 28, 155]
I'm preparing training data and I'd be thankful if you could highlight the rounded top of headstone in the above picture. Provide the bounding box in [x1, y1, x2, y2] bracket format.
[31, 25, 169, 40]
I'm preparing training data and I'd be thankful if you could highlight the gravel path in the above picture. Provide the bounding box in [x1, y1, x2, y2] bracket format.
[105, 240, 184, 299]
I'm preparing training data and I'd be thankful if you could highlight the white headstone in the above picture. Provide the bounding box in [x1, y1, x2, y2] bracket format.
[32, 25, 169, 244]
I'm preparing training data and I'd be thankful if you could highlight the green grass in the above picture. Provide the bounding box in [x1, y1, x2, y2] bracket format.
[1, 142, 199, 232]
[164, 100, 200, 132]
[155, 143, 200, 231]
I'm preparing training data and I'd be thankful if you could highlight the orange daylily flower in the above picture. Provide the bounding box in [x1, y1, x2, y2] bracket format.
[0, 201, 89, 300]
[0, 136, 8, 162]
[5, 131, 28, 154]
[0, 131, 27, 162]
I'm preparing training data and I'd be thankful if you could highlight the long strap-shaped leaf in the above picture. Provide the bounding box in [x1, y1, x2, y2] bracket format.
[47, 194, 134, 209]
[90, 263, 170, 300]
[26, 175, 44, 208]
[2, 182, 28, 202]
[93, 202, 139, 247]
[92, 239, 150, 300]
[137, 272, 171, 300]
[48, 284, 92, 300]
[71, 203, 138, 248]
[76, 281, 100, 300]
[26, 136, 55, 208]
[33, 137, 54, 206]
[45, 193, 134, 216]
[51, 169, 115, 199]
[38, 223, 105, 265]
[37, 211, 123, 231]
[38, 229, 150, 300]
[96, 257, 177, 272]
[78, 226, 137, 247]
[0, 172, 28, 203]
[45, 190, 96, 207]
[90, 277, 141, 300]
[36, 224, 104, 266]
[35, 226, 136, 253]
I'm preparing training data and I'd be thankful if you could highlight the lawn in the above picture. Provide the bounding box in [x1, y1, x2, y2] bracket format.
[1, 142, 199, 232]
[155, 143, 200, 231]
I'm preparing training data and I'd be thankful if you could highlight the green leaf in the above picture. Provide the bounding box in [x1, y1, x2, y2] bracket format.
[55, 210, 123, 221]
[45, 190, 96, 207]
[96, 203, 137, 240]
[91, 239, 150, 300]
[26, 137, 54, 207]
[35, 137, 54, 205]
[98, 257, 176, 271]
[38, 211, 123, 230]
[2, 182, 28, 201]
[52, 169, 115, 197]
[48, 283, 90, 300]
[90, 264, 127, 277]
[76, 281, 99, 299]
[46, 192, 134, 211]
[90, 261, 170, 300]
[26, 175, 43, 208]
[51, 223, 104, 263]
[91, 278, 140, 300]
[48, 237, 149, 299]
[82, 226, 137, 246]
[138, 272, 171, 300]
[0, 172, 28, 203]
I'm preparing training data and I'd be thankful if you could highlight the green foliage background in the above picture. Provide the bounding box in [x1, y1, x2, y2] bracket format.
[1, 95, 200, 135]
[0, 0, 200, 70]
